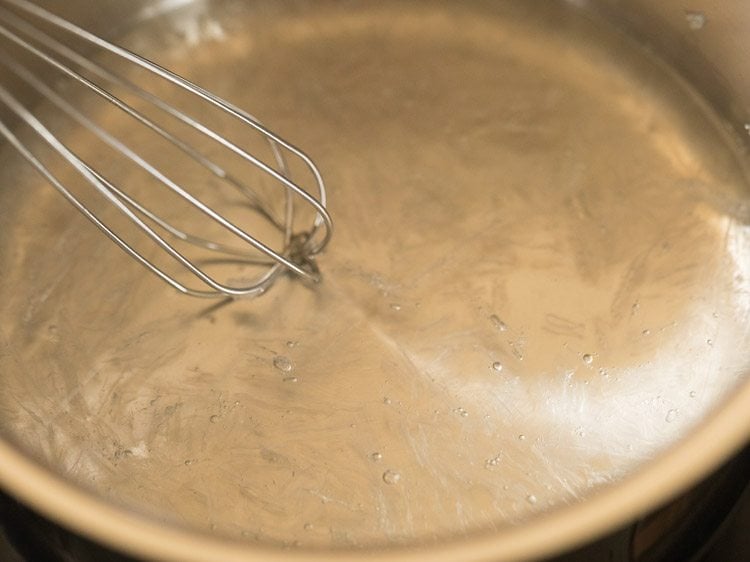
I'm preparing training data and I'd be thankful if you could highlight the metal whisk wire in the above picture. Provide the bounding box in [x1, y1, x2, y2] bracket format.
[0, 0, 333, 298]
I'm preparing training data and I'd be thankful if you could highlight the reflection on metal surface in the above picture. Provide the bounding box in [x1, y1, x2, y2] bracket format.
[0, 0, 749, 554]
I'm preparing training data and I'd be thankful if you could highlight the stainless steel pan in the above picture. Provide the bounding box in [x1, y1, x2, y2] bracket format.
[0, 1, 749, 560]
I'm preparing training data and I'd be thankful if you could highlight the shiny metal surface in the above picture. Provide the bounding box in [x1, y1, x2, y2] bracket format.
[0, 0, 749, 560]
[0, 0, 331, 298]
[593, 0, 750, 140]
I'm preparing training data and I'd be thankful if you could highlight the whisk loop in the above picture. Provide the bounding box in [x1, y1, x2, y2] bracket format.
[0, 0, 332, 298]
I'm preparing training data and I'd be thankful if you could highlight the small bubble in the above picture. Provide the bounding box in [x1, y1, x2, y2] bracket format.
[304, 523, 314, 531]
[209, 415, 219, 423]
[582, 354, 594, 365]
[390, 303, 402, 311]
[527, 494, 538, 504]
[502, 484, 510, 491]
[706, 339, 713, 346]
[518, 434, 526, 441]
[286, 340, 298, 348]
[685, 10, 706, 30]
[184, 459, 193, 465]
[642, 329, 651, 336]
[489, 314, 508, 331]
[454, 407, 469, 417]
[371, 452, 383, 462]
[273, 355, 294, 373]
[485, 454, 502, 469]
[383, 397, 392, 405]
[665, 409, 679, 423]
[382, 469, 401, 484]
[283, 376, 298, 383]
[689, 390, 697, 398]
[492, 361, 504, 372]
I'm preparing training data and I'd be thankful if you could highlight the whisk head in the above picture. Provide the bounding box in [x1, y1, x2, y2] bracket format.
[0, 0, 332, 298]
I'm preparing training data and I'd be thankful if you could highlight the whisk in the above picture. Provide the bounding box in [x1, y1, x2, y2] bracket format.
[0, 0, 332, 298]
